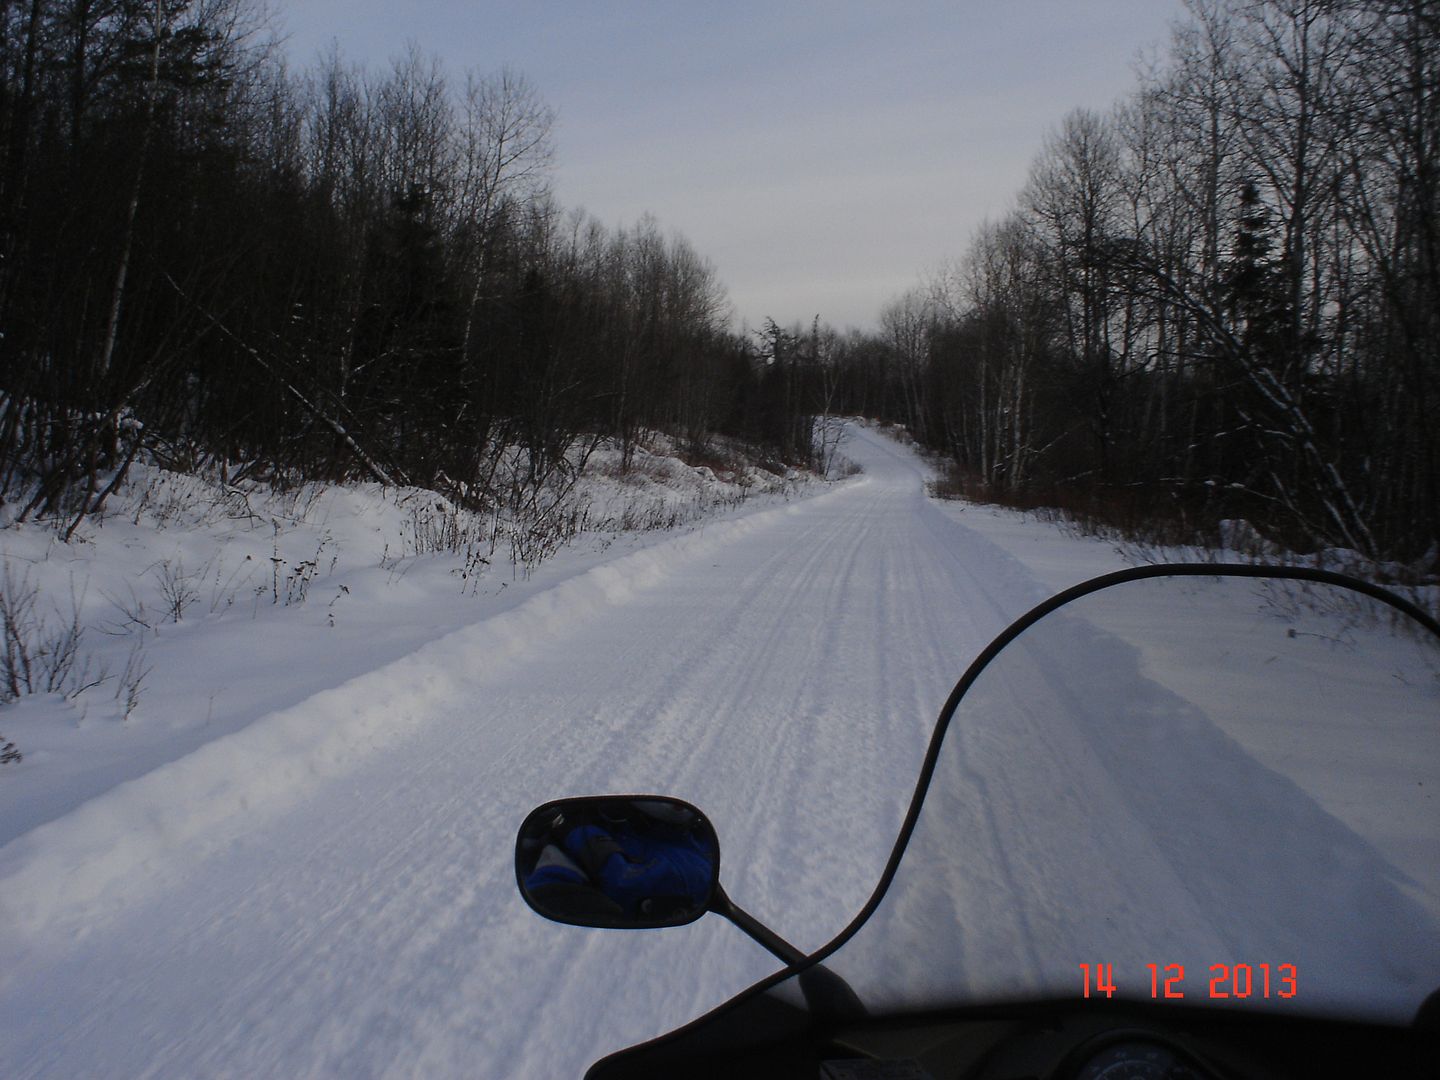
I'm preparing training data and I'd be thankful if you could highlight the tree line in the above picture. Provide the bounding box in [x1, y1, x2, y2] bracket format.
[815, 0, 1437, 567]
[0, 1, 811, 534]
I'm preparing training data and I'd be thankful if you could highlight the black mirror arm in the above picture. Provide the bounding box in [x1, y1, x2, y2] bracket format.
[709, 883, 807, 966]
[709, 885, 869, 1019]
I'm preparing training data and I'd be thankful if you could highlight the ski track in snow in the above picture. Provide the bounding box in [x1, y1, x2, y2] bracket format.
[2, 424, 1434, 1078]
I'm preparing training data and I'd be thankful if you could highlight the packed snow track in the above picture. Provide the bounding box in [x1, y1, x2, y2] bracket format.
[2, 424, 1052, 1079]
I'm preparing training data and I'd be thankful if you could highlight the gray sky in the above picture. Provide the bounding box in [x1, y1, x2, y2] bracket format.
[278, 1, 1186, 333]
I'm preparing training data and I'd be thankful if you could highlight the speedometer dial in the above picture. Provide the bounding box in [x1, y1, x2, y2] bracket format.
[1073, 1039, 1203, 1079]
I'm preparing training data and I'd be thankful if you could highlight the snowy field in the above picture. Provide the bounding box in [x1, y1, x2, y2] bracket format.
[0, 434, 808, 846]
[2, 424, 1436, 1078]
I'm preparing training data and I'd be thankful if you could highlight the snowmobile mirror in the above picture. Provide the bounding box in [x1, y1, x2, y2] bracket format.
[515, 795, 720, 929]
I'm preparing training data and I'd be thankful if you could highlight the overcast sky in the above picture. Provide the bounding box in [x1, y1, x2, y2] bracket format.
[278, 1, 1187, 334]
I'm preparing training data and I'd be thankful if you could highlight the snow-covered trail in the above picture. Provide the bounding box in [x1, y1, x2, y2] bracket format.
[1, 425, 1056, 1079]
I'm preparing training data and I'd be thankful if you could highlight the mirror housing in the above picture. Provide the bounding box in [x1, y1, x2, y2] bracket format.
[515, 795, 720, 929]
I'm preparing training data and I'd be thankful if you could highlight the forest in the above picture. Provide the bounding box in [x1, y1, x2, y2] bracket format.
[812, 0, 1438, 570]
[0, 0, 815, 539]
[1, 0, 1436, 575]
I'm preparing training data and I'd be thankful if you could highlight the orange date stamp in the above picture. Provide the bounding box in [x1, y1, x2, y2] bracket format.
[1080, 962, 1297, 1000]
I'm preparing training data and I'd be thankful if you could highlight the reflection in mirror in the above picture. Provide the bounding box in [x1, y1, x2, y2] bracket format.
[516, 795, 720, 929]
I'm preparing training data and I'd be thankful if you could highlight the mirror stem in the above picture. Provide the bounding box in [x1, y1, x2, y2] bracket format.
[709, 885, 806, 966]
[710, 886, 868, 1018]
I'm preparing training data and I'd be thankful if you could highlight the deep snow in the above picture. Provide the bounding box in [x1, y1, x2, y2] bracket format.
[0, 435, 807, 846]
[1, 424, 1435, 1078]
